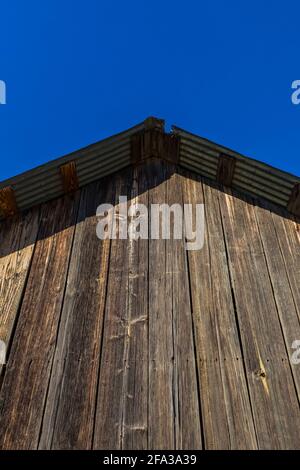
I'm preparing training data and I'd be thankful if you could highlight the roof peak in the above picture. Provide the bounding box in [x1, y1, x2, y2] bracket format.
[0, 116, 299, 219]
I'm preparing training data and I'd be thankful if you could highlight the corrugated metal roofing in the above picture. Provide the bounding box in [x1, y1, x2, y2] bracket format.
[0, 121, 145, 214]
[0, 116, 299, 218]
[173, 126, 300, 209]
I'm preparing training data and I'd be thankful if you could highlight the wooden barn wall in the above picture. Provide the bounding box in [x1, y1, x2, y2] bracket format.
[0, 159, 299, 450]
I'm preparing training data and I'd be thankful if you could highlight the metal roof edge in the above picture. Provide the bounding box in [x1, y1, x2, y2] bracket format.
[0, 120, 146, 189]
[172, 125, 300, 183]
[0, 117, 299, 219]
[173, 125, 300, 217]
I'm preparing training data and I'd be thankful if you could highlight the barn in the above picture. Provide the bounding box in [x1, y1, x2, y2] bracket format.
[0, 117, 299, 449]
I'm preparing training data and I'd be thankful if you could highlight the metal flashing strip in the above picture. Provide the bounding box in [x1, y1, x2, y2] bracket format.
[0, 121, 145, 217]
[173, 126, 300, 216]
[0, 118, 299, 219]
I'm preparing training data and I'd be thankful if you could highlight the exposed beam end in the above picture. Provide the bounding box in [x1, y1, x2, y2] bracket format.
[287, 183, 300, 217]
[60, 161, 79, 194]
[131, 128, 179, 165]
[0, 186, 18, 218]
[217, 153, 236, 186]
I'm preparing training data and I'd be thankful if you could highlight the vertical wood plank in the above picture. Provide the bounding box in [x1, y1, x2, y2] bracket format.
[39, 178, 114, 449]
[93, 168, 133, 449]
[254, 202, 300, 399]
[219, 188, 300, 449]
[121, 164, 149, 450]
[0, 209, 40, 378]
[167, 172, 202, 449]
[148, 160, 175, 449]
[0, 194, 79, 449]
[271, 212, 300, 321]
[182, 174, 257, 449]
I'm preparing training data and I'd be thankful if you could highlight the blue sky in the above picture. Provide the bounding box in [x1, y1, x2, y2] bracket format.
[0, 0, 299, 180]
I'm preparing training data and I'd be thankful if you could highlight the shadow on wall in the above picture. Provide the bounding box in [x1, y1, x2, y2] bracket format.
[0, 158, 299, 260]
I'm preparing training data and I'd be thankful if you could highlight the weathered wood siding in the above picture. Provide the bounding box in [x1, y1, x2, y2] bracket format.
[0, 160, 299, 449]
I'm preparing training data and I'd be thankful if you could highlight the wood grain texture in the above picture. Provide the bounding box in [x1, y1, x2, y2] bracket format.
[0, 162, 299, 450]
[120, 164, 149, 450]
[60, 161, 79, 194]
[254, 201, 300, 400]
[148, 160, 175, 449]
[271, 211, 300, 324]
[0, 209, 40, 377]
[167, 172, 202, 449]
[0, 194, 79, 449]
[93, 167, 134, 449]
[182, 173, 257, 449]
[39, 179, 114, 449]
[0, 186, 18, 218]
[219, 188, 300, 449]
[217, 154, 236, 186]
